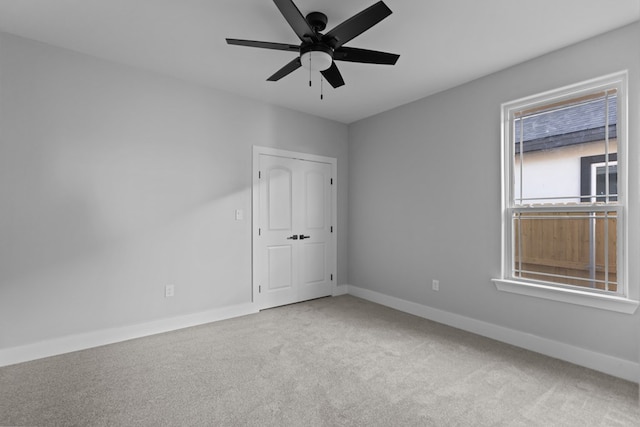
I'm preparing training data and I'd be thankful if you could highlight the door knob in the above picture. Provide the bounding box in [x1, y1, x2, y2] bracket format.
[299, 235, 310, 240]
[286, 235, 298, 240]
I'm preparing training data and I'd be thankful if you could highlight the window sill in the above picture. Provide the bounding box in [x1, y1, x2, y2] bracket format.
[492, 279, 639, 314]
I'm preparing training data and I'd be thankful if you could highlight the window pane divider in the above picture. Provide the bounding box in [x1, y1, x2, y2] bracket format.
[511, 205, 621, 214]
[515, 194, 619, 202]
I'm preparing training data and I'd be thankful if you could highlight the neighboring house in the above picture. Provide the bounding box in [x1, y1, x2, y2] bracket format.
[514, 95, 617, 204]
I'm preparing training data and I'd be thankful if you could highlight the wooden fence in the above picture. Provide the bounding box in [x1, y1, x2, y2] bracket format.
[513, 211, 617, 291]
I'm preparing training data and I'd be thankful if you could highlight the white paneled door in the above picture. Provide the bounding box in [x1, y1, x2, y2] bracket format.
[255, 151, 334, 309]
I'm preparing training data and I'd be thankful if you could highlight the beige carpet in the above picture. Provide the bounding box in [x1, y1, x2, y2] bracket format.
[0, 295, 638, 426]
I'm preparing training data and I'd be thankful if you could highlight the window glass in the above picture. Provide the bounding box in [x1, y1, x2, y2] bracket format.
[513, 211, 617, 292]
[513, 95, 617, 205]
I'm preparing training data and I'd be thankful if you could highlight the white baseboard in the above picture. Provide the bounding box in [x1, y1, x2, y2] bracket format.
[4, 289, 638, 383]
[345, 285, 639, 383]
[0, 303, 258, 368]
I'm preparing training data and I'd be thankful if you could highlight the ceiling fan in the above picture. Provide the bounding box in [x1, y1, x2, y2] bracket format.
[226, 0, 399, 90]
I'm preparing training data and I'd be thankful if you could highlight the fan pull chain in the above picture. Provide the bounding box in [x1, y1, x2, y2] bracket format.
[309, 55, 312, 87]
[320, 75, 324, 100]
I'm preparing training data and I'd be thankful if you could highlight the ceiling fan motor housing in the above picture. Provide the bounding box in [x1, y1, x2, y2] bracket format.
[305, 12, 327, 32]
[300, 43, 333, 71]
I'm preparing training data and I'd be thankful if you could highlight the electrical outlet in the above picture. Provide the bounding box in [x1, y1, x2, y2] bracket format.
[432, 279, 439, 291]
[165, 284, 175, 297]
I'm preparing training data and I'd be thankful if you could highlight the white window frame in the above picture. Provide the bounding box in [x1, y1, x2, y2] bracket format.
[590, 161, 617, 203]
[493, 71, 638, 314]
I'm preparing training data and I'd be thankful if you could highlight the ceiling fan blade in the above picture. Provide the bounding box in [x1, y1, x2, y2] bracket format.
[333, 47, 399, 65]
[267, 57, 302, 81]
[273, 0, 319, 43]
[226, 39, 299, 52]
[320, 62, 345, 88]
[323, 1, 392, 49]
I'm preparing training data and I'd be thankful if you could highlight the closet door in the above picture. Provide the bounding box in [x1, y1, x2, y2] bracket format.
[257, 154, 333, 309]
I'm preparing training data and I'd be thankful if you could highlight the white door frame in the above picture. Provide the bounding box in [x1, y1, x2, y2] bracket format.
[252, 146, 338, 306]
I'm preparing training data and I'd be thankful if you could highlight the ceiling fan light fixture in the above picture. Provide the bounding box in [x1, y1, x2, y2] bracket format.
[300, 45, 333, 71]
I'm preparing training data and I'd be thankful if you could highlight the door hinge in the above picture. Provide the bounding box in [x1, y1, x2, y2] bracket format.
[330, 274, 333, 281]
[258, 171, 261, 179]
[330, 226, 333, 233]
[330, 178, 333, 185]
[259, 285, 261, 293]
[258, 228, 261, 236]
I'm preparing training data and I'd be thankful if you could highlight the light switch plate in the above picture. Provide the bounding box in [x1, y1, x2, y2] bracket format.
[165, 284, 175, 297]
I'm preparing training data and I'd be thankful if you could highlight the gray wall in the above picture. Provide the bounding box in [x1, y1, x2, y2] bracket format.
[0, 33, 348, 349]
[348, 23, 640, 363]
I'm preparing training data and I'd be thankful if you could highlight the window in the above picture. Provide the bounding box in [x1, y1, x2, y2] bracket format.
[580, 153, 617, 203]
[494, 72, 638, 313]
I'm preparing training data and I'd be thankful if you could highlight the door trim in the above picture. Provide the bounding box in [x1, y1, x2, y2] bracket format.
[252, 146, 337, 308]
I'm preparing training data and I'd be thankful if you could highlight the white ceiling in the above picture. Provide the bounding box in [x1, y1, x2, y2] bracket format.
[0, 0, 638, 124]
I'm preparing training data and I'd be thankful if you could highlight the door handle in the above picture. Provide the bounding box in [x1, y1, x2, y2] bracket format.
[286, 235, 298, 240]
[299, 235, 310, 240]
